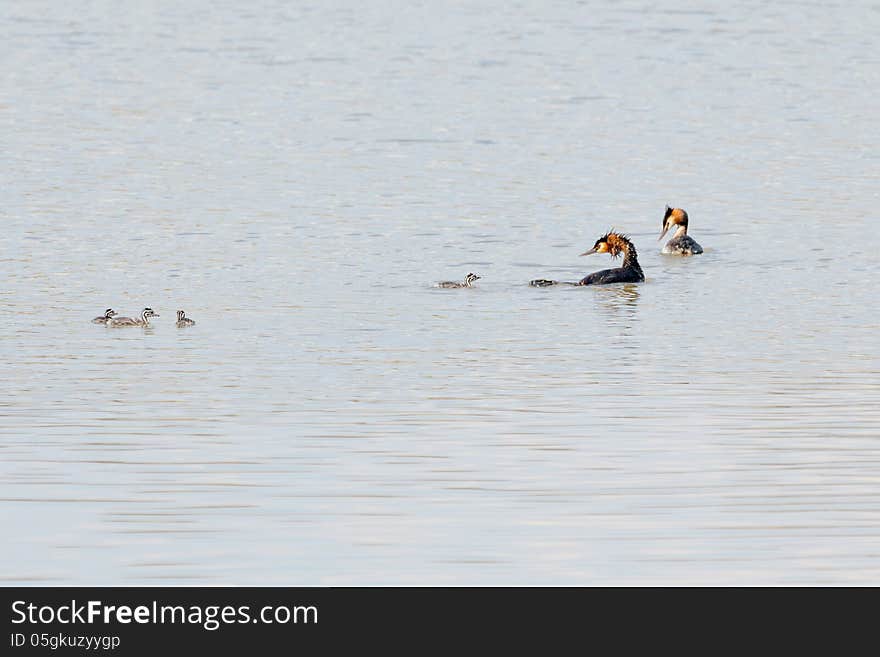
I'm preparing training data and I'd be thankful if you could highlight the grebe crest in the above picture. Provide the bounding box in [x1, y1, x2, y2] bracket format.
[659, 205, 703, 255]
[176, 310, 195, 327]
[438, 272, 481, 288]
[92, 308, 117, 324]
[108, 307, 159, 327]
[582, 230, 631, 258]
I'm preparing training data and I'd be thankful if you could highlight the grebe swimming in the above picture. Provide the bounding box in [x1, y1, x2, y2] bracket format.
[176, 310, 195, 327]
[92, 308, 117, 324]
[659, 206, 703, 255]
[107, 307, 159, 327]
[438, 272, 481, 288]
[530, 231, 645, 286]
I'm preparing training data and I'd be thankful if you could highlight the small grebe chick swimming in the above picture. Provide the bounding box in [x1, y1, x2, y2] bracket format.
[107, 307, 159, 327]
[659, 206, 703, 255]
[530, 231, 645, 286]
[92, 308, 117, 324]
[176, 310, 195, 327]
[438, 272, 481, 288]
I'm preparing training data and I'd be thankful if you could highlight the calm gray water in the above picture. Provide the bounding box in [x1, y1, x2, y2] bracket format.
[2, 0, 879, 585]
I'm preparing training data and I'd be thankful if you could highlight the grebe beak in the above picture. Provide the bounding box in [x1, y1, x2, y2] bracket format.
[580, 247, 597, 256]
[658, 223, 670, 241]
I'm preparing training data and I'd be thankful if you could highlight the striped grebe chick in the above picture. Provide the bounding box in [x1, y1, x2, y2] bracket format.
[92, 308, 117, 324]
[176, 310, 195, 327]
[438, 272, 481, 288]
[107, 307, 159, 327]
[530, 231, 645, 287]
[659, 206, 703, 255]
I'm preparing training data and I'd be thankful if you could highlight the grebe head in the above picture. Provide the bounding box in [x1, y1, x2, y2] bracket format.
[659, 206, 689, 241]
[104, 308, 117, 318]
[465, 273, 481, 285]
[581, 231, 629, 258]
[142, 307, 159, 319]
[177, 310, 186, 321]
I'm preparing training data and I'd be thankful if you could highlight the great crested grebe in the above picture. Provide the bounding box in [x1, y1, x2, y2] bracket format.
[176, 310, 195, 327]
[107, 307, 159, 327]
[92, 308, 117, 324]
[659, 206, 703, 255]
[438, 272, 481, 288]
[530, 231, 645, 286]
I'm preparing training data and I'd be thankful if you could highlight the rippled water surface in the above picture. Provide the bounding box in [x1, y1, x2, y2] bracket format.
[2, 1, 879, 584]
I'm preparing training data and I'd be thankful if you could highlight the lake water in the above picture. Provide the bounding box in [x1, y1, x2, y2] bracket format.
[2, 1, 879, 585]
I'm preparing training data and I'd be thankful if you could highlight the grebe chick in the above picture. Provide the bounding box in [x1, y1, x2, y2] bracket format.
[438, 272, 481, 288]
[107, 307, 159, 327]
[92, 308, 117, 324]
[659, 206, 703, 255]
[530, 231, 645, 286]
[176, 310, 195, 327]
